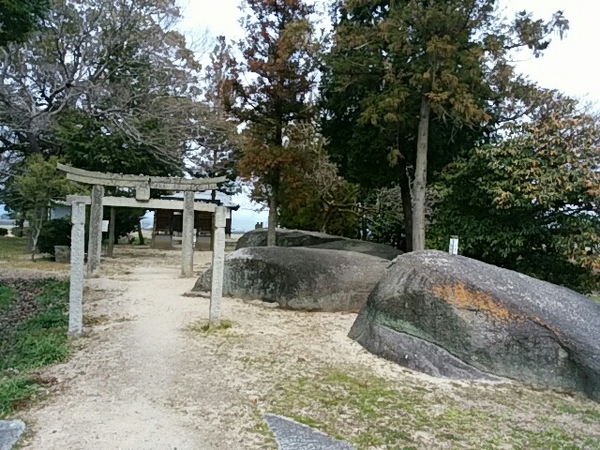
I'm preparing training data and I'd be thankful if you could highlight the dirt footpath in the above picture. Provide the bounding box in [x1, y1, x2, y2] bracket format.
[19, 250, 218, 448]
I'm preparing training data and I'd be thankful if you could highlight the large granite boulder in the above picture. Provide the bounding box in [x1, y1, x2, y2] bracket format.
[309, 239, 402, 261]
[194, 247, 389, 312]
[349, 250, 600, 401]
[235, 229, 347, 250]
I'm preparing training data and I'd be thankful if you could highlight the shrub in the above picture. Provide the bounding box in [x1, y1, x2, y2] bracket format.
[37, 219, 71, 255]
[0, 228, 8, 237]
[10, 227, 28, 238]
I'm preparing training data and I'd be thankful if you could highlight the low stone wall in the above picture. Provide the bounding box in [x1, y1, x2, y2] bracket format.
[151, 234, 173, 250]
[54, 245, 71, 263]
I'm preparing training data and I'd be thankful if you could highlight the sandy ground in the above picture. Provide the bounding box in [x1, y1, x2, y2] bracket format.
[15, 247, 416, 449]
[14, 246, 600, 450]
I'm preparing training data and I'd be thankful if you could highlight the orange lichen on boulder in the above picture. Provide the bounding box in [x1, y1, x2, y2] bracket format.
[432, 283, 518, 321]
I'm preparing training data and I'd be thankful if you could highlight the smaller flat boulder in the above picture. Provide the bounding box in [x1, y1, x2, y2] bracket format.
[235, 229, 347, 250]
[0, 420, 25, 450]
[194, 247, 389, 312]
[264, 414, 355, 450]
[309, 239, 402, 261]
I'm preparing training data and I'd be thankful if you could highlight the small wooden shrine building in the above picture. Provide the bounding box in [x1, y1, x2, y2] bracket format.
[152, 191, 239, 250]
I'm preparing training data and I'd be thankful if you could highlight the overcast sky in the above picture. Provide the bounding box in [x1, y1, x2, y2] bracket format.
[180, 0, 600, 231]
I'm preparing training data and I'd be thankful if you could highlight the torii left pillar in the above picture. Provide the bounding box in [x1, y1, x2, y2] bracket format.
[87, 185, 104, 277]
[69, 201, 86, 334]
[181, 191, 195, 277]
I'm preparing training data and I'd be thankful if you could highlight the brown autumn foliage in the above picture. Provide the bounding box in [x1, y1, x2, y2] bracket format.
[229, 0, 320, 243]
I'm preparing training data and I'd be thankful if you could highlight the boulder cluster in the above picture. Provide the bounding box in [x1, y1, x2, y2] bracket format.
[194, 228, 600, 401]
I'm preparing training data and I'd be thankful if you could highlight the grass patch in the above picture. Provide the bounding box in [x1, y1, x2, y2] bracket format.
[0, 377, 40, 417]
[0, 237, 64, 271]
[0, 237, 27, 259]
[83, 315, 132, 327]
[0, 278, 70, 418]
[557, 403, 600, 423]
[187, 319, 234, 333]
[84, 315, 111, 326]
[0, 284, 15, 310]
[263, 366, 600, 450]
[591, 296, 600, 304]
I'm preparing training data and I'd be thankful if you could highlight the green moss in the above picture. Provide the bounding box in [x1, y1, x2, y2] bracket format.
[260, 365, 600, 450]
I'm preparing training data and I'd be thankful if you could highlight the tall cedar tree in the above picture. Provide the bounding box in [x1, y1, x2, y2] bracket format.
[232, 0, 319, 246]
[325, 0, 568, 251]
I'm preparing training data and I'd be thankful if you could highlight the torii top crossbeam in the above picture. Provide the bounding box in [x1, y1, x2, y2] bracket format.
[57, 163, 227, 201]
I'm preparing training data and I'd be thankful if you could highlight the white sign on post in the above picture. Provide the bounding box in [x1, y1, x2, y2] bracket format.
[102, 220, 109, 233]
[449, 236, 459, 255]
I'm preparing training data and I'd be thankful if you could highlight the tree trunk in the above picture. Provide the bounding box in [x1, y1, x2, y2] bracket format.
[399, 168, 413, 252]
[267, 189, 278, 246]
[320, 207, 333, 233]
[137, 217, 145, 245]
[30, 219, 42, 261]
[412, 95, 431, 252]
[29, 206, 46, 260]
[30, 228, 39, 261]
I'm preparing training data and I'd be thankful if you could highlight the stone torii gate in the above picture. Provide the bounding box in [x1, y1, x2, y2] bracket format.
[57, 164, 227, 334]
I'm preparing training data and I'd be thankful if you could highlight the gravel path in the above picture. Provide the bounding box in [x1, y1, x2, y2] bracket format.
[19, 251, 228, 449]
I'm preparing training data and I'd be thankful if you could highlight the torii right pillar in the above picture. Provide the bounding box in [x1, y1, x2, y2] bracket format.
[209, 206, 226, 326]
[87, 184, 104, 277]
